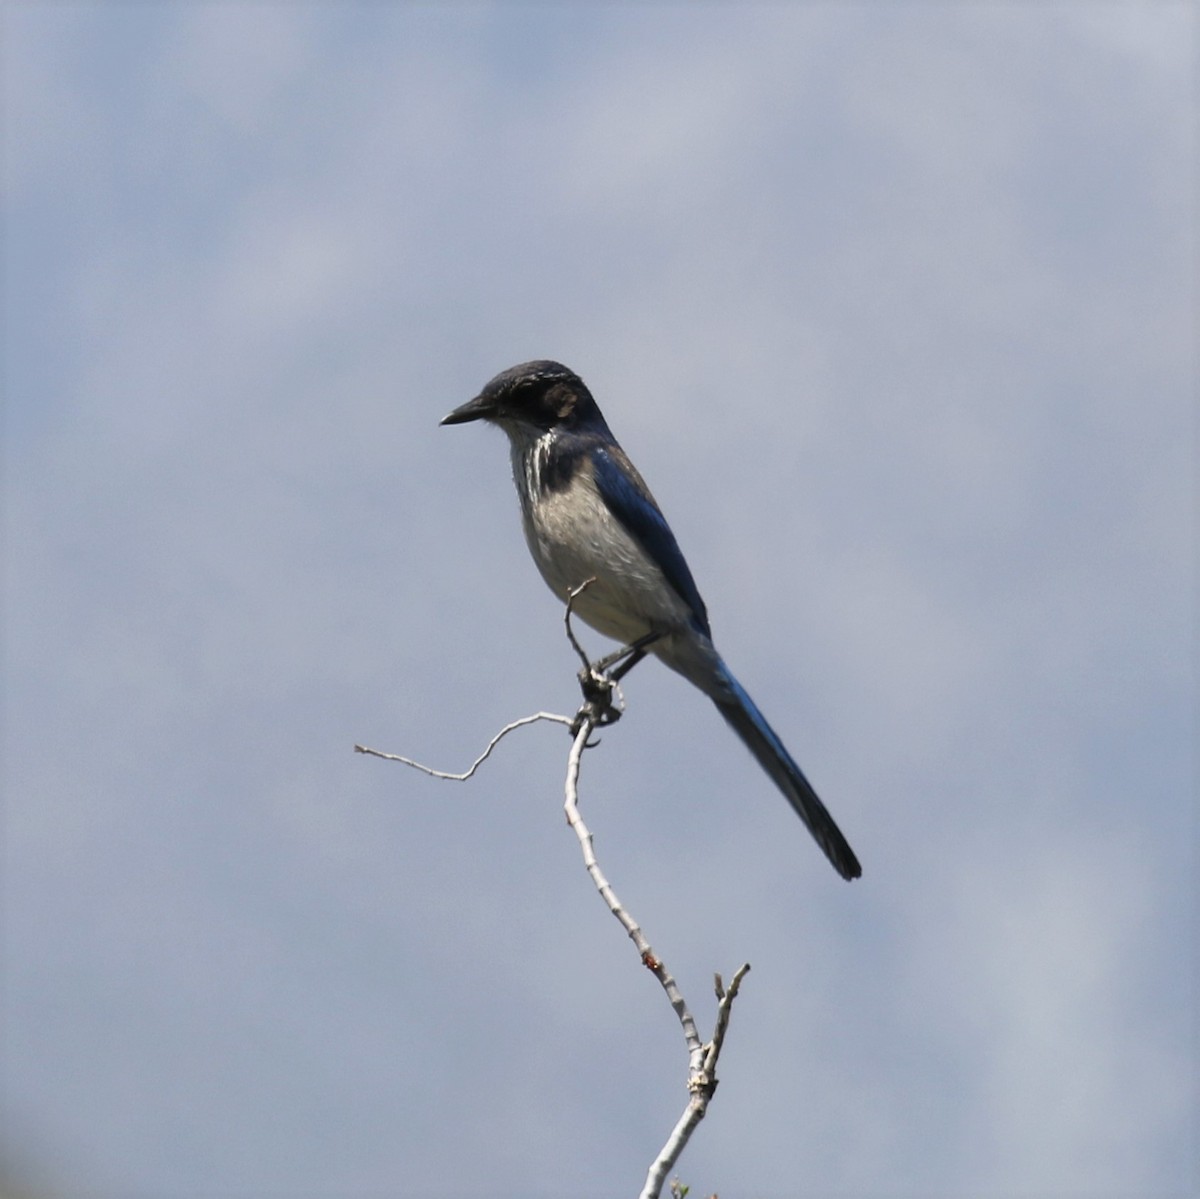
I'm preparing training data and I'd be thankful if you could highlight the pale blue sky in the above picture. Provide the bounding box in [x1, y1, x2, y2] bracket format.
[3, 4, 1194, 1196]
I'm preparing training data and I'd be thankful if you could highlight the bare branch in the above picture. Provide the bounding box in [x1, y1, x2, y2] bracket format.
[706, 963, 751, 1077]
[563, 710, 703, 1057]
[563, 577, 599, 672]
[357, 585, 753, 1199]
[564, 693, 751, 1199]
[354, 712, 572, 779]
[639, 963, 750, 1199]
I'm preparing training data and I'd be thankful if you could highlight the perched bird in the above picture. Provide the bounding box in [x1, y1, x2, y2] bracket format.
[441, 360, 861, 881]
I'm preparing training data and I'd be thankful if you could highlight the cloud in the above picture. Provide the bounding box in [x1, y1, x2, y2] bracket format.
[4, 4, 1192, 1196]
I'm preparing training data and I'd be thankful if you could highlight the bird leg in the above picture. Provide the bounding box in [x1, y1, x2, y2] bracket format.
[592, 630, 662, 681]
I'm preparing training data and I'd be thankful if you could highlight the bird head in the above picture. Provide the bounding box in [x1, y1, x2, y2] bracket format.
[441, 360, 603, 434]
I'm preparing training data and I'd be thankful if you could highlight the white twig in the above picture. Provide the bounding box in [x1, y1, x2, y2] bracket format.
[640, 964, 751, 1199]
[358, 587, 752, 1199]
[565, 703, 750, 1199]
[563, 712, 703, 1055]
[354, 712, 572, 779]
[563, 576, 599, 671]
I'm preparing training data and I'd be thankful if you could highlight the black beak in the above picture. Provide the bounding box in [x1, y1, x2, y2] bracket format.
[440, 393, 496, 426]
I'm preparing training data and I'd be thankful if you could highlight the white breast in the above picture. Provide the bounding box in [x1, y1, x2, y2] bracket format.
[508, 433, 696, 647]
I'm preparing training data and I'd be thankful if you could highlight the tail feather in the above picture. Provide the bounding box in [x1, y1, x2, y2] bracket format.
[714, 672, 861, 881]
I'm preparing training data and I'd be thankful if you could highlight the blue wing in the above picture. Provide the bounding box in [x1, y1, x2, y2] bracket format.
[589, 444, 711, 637]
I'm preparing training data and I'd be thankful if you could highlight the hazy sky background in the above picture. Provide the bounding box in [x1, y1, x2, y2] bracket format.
[3, 4, 1194, 1197]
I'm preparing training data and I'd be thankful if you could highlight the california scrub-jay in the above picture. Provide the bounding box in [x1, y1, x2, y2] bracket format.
[441, 360, 861, 881]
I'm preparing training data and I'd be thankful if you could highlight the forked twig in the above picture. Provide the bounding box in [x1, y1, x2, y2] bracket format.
[641, 964, 751, 1199]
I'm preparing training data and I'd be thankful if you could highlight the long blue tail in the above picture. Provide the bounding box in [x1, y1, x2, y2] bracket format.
[714, 669, 861, 880]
